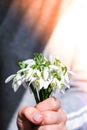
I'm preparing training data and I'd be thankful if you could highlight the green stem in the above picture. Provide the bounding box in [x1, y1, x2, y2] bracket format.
[39, 85, 52, 101]
[30, 84, 40, 104]
[30, 84, 53, 103]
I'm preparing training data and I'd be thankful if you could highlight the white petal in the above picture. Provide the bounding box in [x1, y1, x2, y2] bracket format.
[60, 89, 65, 94]
[66, 84, 70, 88]
[29, 77, 37, 85]
[68, 70, 76, 76]
[25, 73, 32, 81]
[49, 55, 54, 64]
[35, 69, 41, 77]
[5, 74, 16, 83]
[56, 81, 62, 89]
[24, 59, 35, 66]
[43, 68, 49, 80]
[43, 81, 50, 89]
[64, 74, 70, 84]
[49, 65, 59, 70]
[12, 81, 22, 92]
[17, 68, 29, 73]
[22, 82, 28, 88]
[39, 78, 44, 90]
[17, 73, 24, 79]
[25, 69, 33, 81]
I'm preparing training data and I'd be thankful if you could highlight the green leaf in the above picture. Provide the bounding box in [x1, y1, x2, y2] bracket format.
[62, 66, 67, 75]
[54, 59, 61, 66]
[51, 70, 61, 81]
[18, 61, 28, 69]
[33, 53, 50, 71]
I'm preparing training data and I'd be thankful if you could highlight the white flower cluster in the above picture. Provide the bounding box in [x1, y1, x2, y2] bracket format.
[5, 54, 71, 94]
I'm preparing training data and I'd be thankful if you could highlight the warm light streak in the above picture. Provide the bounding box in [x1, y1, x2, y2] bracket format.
[44, 0, 87, 90]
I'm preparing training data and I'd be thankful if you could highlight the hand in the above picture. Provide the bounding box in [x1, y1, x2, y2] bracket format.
[17, 97, 67, 130]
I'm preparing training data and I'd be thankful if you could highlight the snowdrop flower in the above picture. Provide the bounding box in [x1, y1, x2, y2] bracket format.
[23, 59, 36, 66]
[5, 53, 72, 103]
[39, 78, 50, 89]
[49, 65, 60, 71]
[5, 74, 16, 83]
[12, 74, 23, 92]
[43, 67, 49, 80]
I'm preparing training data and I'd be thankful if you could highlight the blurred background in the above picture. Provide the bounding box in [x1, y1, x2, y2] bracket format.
[0, 0, 60, 130]
[0, 0, 87, 130]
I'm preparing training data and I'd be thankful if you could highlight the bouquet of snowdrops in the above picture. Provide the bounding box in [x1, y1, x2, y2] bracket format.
[5, 53, 71, 103]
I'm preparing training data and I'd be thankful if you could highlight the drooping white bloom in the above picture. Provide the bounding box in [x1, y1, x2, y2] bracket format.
[12, 74, 23, 92]
[39, 78, 51, 89]
[23, 59, 35, 66]
[49, 65, 60, 71]
[5, 53, 72, 103]
[43, 67, 49, 80]
[5, 74, 16, 83]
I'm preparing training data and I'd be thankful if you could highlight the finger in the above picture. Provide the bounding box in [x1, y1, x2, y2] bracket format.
[36, 97, 61, 111]
[17, 106, 43, 125]
[41, 109, 67, 125]
[35, 124, 67, 130]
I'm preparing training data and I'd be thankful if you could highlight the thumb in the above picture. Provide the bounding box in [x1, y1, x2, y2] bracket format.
[18, 106, 43, 125]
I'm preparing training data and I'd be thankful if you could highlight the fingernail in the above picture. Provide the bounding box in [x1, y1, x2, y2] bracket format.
[33, 113, 42, 122]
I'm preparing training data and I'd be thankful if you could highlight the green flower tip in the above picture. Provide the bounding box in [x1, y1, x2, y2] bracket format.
[18, 61, 28, 69]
